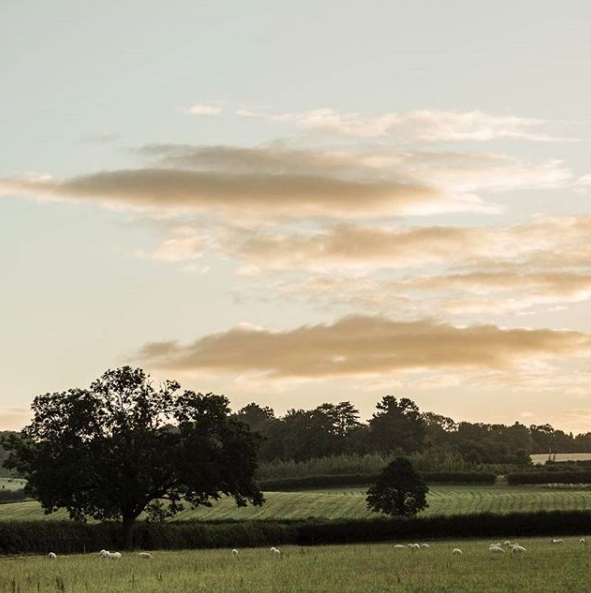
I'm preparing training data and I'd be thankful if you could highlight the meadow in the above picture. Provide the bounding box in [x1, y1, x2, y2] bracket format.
[3, 485, 591, 521]
[1, 538, 589, 593]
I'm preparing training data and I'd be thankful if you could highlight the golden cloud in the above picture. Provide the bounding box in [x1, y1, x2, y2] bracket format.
[136, 315, 591, 378]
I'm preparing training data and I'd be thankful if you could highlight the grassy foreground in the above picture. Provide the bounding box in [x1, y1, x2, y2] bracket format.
[1, 538, 589, 593]
[3, 485, 591, 521]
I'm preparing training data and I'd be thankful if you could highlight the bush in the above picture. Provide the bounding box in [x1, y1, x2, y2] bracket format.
[0, 488, 27, 504]
[507, 471, 591, 485]
[259, 472, 496, 491]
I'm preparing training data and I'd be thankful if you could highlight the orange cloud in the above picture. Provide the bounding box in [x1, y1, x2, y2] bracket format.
[136, 315, 591, 379]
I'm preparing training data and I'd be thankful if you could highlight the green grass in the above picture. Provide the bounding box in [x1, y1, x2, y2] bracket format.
[1, 538, 590, 593]
[0, 477, 26, 492]
[4, 484, 591, 522]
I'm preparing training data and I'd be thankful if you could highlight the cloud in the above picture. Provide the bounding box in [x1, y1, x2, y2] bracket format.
[229, 214, 591, 317]
[1, 167, 482, 219]
[186, 104, 222, 116]
[136, 315, 591, 379]
[236, 108, 572, 142]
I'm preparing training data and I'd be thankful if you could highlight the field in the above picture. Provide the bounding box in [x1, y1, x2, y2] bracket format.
[3, 484, 591, 521]
[530, 453, 591, 465]
[1, 538, 589, 593]
[0, 477, 26, 492]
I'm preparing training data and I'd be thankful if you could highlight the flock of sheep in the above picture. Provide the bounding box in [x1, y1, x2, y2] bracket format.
[44, 538, 586, 561]
[44, 547, 282, 560]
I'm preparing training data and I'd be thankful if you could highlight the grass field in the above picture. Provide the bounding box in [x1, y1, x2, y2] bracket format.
[530, 453, 591, 465]
[1, 538, 589, 593]
[0, 477, 26, 492]
[3, 484, 591, 522]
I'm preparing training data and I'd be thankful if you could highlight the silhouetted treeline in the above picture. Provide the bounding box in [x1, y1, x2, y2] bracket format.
[234, 397, 591, 466]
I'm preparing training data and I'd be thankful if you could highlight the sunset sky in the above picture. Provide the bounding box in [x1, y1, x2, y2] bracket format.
[2, 1, 591, 433]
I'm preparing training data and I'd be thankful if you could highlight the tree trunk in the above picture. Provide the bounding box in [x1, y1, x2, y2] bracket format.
[121, 515, 136, 550]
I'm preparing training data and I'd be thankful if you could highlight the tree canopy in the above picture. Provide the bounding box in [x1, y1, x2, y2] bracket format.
[2, 366, 263, 548]
[366, 457, 429, 517]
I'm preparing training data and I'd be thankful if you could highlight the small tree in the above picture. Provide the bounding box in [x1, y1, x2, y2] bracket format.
[366, 457, 428, 517]
[2, 366, 263, 548]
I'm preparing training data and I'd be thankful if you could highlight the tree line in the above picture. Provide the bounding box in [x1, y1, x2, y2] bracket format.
[234, 397, 591, 466]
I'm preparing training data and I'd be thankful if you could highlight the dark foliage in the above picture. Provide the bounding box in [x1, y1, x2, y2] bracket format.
[366, 457, 429, 517]
[507, 471, 591, 485]
[1, 366, 263, 548]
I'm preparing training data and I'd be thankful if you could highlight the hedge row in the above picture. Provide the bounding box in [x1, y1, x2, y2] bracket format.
[0, 520, 297, 555]
[0, 489, 27, 504]
[258, 472, 496, 491]
[1, 510, 590, 554]
[294, 511, 591, 545]
[507, 471, 591, 485]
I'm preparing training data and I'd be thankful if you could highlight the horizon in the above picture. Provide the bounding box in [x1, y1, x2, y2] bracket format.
[2, 1, 591, 433]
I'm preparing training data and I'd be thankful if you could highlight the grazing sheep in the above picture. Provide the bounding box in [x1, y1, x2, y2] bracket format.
[421, 543, 430, 548]
[99, 550, 121, 560]
[407, 543, 420, 551]
[394, 544, 407, 550]
[47, 552, 57, 560]
[503, 540, 512, 546]
[452, 548, 463, 555]
[270, 547, 281, 555]
[138, 552, 152, 559]
[488, 545, 505, 554]
[232, 549, 239, 556]
[511, 545, 526, 554]
[580, 538, 586, 545]
[552, 539, 565, 544]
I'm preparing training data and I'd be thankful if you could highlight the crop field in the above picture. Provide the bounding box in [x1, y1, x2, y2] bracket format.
[4, 485, 591, 522]
[1, 538, 589, 593]
[0, 477, 26, 492]
[531, 453, 591, 465]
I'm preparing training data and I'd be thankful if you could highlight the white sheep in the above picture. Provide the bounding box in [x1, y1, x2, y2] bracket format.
[552, 539, 565, 544]
[580, 538, 586, 545]
[420, 543, 430, 548]
[99, 550, 121, 560]
[138, 552, 152, 559]
[270, 547, 281, 555]
[407, 543, 420, 550]
[47, 552, 57, 560]
[394, 544, 406, 550]
[488, 545, 505, 554]
[232, 549, 239, 556]
[503, 540, 512, 546]
[511, 545, 526, 554]
[452, 548, 463, 555]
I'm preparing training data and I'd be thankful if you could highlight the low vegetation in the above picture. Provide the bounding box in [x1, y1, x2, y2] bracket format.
[1, 538, 590, 593]
[3, 485, 591, 522]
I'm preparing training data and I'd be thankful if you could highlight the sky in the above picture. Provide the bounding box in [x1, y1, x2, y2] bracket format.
[2, 0, 591, 433]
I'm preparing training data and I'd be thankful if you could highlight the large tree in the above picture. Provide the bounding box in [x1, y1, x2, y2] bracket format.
[366, 457, 428, 517]
[368, 396, 426, 454]
[2, 367, 263, 548]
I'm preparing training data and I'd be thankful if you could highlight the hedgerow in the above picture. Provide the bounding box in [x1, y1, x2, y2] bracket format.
[2, 509, 589, 554]
[507, 471, 591, 485]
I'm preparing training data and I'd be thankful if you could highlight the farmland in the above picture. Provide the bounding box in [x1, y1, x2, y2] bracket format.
[3, 484, 591, 522]
[0, 538, 589, 593]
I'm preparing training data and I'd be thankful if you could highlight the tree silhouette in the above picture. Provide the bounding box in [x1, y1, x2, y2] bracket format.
[366, 457, 428, 517]
[2, 367, 263, 548]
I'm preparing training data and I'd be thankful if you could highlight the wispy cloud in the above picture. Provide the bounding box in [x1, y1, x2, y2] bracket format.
[236, 108, 574, 142]
[186, 104, 222, 116]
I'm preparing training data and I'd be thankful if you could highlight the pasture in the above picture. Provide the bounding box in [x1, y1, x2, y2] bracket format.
[3, 484, 591, 521]
[1, 538, 589, 593]
[531, 452, 591, 465]
[0, 478, 26, 492]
